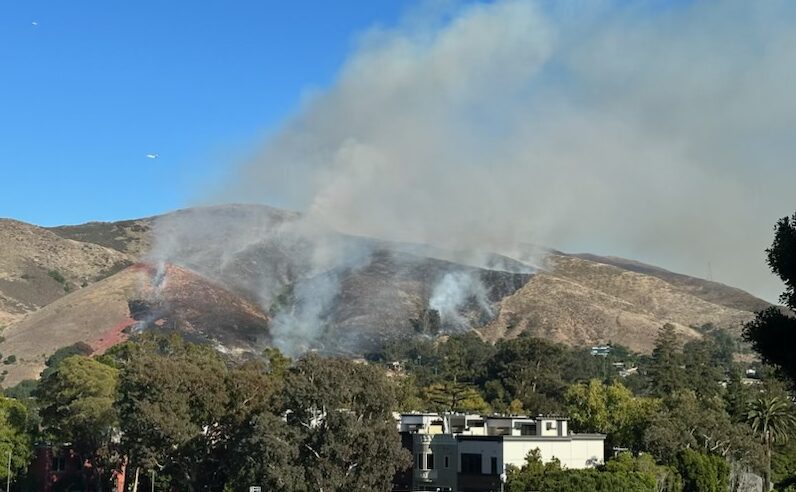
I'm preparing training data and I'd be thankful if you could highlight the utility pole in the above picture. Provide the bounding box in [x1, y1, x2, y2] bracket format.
[6, 447, 11, 492]
[151, 470, 155, 492]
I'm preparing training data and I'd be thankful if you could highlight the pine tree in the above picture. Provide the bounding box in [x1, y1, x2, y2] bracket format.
[648, 324, 685, 397]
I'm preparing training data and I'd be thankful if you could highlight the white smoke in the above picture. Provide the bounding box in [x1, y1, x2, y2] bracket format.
[269, 273, 340, 355]
[429, 271, 494, 329]
[146, 204, 377, 354]
[217, 0, 796, 303]
[149, 0, 796, 353]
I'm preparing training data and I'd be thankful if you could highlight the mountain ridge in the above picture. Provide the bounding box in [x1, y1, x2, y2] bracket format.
[0, 204, 769, 385]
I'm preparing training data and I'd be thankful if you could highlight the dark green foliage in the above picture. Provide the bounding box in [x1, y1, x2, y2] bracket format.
[674, 448, 730, 492]
[47, 269, 66, 284]
[648, 324, 685, 397]
[745, 308, 796, 384]
[724, 367, 753, 421]
[223, 411, 302, 491]
[3, 379, 38, 400]
[40, 342, 94, 379]
[772, 440, 796, 490]
[643, 390, 762, 467]
[2, 355, 16, 365]
[35, 355, 120, 489]
[486, 334, 574, 414]
[230, 352, 415, 491]
[766, 213, 796, 309]
[115, 335, 230, 488]
[438, 331, 495, 384]
[36, 356, 119, 453]
[0, 396, 34, 483]
[682, 340, 723, 400]
[108, 335, 410, 491]
[744, 212, 796, 385]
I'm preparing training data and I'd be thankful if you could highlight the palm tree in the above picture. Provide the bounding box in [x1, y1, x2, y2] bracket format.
[747, 395, 796, 491]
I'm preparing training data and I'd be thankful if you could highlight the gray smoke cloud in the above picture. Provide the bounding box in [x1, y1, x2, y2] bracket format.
[214, 0, 796, 303]
[146, 204, 379, 355]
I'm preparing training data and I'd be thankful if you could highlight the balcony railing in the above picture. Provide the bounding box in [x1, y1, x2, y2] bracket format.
[415, 469, 438, 481]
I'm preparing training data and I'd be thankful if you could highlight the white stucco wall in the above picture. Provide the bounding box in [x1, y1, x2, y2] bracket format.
[503, 438, 604, 470]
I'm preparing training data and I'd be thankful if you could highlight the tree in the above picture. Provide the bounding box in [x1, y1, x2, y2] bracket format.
[220, 358, 301, 491]
[115, 335, 230, 490]
[744, 212, 796, 385]
[747, 395, 796, 491]
[437, 332, 495, 385]
[506, 449, 663, 492]
[224, 410, 302, 491]
[279, 354, 411, 491]
[724, 366, 754, 422]
[422, 381, 490, 413]
[682, 340, 723, 400]
[40, 342, 94, 379]
[36, 355, 119, 489]
[486, 334, 568, 413]
[0, 397, 34, 484]
[674, 448, 730, 492]
[565, 379, 659, 452]
[644, 390, 762, 467]
[648, 324, 685, 397]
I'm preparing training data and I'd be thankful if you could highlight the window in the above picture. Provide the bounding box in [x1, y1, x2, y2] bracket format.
[521, 424, 537, 436]
[51, 456, 66, 472]
[426, 453, 434, 470]
[444, 455, 449, 469]
[491, 457, 498, 475]
[546, 421, 555, 431]
[417, 453, 424, 470]
[461, 453, 482, 474]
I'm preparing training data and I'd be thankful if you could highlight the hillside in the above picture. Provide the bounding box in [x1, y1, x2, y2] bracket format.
[0, 204, 771, 384]
[0, 263, 269, 385]
[0, 219, 131, 327]
[572, 253, 771, 313]
[481, 254, 756, 352]
[49, 217, 153, 257]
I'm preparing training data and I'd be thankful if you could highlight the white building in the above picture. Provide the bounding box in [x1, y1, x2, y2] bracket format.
[395, 413, 605, 492]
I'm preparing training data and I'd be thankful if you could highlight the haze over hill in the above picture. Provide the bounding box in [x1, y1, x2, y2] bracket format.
[214, 0, 796, 305]
[0, 204, 769, 385]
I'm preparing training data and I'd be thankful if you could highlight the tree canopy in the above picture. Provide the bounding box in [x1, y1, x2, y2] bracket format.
[744, 212, 796, 385]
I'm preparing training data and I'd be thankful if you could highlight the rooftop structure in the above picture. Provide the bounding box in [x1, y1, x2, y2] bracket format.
[394, 412, 605, 492]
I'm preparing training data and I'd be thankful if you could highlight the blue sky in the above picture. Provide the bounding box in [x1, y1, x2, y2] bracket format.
[0, 1, 407, 226]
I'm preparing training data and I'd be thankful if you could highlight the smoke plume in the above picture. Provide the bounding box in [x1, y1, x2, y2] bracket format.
[150, 0, 796, 353]
[214, 0, 796, 303]
[430, 272, 494, 329]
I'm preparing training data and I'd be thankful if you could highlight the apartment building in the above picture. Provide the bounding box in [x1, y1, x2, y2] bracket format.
[394, 412, 605, 492]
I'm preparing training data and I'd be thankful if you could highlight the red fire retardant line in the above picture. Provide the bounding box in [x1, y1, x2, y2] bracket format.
[89, 317, 135, 354]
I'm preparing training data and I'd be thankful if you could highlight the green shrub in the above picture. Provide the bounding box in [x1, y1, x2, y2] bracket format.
[675, 448, 730, 492]
[508, 450, 660, 492]
[47, 270, 66, 284]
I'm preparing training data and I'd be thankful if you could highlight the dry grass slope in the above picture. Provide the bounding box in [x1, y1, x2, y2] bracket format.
[481, 254, 757, 352]
[0, 219, 131, 326]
